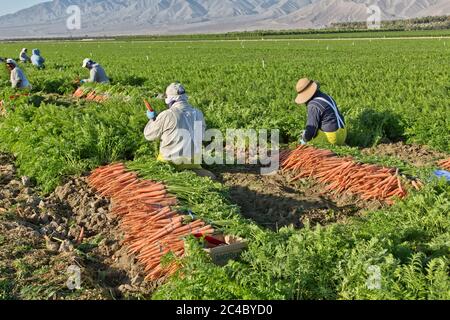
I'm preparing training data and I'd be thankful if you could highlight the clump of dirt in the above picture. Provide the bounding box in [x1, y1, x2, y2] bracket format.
[361, 142, 447, 167]
[0, 152, 154, 300]
[212, 165, 375, 230]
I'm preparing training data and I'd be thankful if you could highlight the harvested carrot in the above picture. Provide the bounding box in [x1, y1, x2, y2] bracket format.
[87, 163, 222, 282]
[281, 145, 409, 204]
[76, 227, 85, 244]
[438, 158, 450, 171]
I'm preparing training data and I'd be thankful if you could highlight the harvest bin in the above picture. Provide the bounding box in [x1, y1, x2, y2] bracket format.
[203, 234, 248, 266]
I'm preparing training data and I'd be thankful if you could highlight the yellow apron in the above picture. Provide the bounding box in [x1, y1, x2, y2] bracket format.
[311, 128, 347, 146]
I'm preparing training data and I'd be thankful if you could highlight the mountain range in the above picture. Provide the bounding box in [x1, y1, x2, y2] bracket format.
[0, 0, 449, 39]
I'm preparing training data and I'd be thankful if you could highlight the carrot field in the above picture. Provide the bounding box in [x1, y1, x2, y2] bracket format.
[0, 37, 449, 300]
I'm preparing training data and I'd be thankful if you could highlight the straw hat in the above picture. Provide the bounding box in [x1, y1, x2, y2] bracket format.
[295, 78, 318, 104]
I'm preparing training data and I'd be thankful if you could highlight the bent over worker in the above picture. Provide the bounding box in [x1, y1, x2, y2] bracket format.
[6, 59, 31, 90]
[19, 48, 30, 63]
[31, 49, 45, 69]
[80, 58, 109, 84]
[295, 78, 347, 145]
[144, 83, 215, 179]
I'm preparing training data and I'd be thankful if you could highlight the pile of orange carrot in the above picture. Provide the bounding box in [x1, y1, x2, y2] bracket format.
[438, 158, 450, 171]
[73, 87, 109, 103]
[88, 163, 215, 281]
[281, 146, 422, 204]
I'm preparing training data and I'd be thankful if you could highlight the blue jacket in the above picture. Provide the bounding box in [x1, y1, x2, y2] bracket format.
[31, 49, 45, 68]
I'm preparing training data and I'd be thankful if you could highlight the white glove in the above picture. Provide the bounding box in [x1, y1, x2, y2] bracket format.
[299, 131, 307, 145]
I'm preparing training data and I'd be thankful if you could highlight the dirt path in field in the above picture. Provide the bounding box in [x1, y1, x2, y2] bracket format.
[361, 142, 447, 168]
[0, 153, 154, 300]
[212, 165, 377, 230]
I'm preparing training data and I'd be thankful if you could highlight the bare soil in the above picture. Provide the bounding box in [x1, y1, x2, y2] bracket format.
[212, 165, 378, 231]
[0, 153, 154, 300]
[361, 142, 447, 167]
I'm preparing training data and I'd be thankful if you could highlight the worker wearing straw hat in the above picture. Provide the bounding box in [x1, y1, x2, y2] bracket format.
[295, 78, 347, 146]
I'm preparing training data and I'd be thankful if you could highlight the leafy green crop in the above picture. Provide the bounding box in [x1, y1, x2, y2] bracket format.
[153, 181, 449, 300]
[0, 99, 150, 193]
[1, 39, 448, 150]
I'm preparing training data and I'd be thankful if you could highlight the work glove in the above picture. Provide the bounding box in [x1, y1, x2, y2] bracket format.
[146, 110, 156, 120]
[299, 130, 307, 145]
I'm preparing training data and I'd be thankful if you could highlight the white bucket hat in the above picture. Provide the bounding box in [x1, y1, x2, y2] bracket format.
[165, 82, 186, 97]
[82, 58, 93, 68]
[6, 59, 17, 66]
[164, 83, 187, 106]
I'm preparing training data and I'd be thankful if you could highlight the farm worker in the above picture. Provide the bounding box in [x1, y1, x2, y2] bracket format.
[31, 49, 45, 69]
[80, 58, 109, 84]
[144, 83, 215, 179]
[6, 59, 31, 90]
[295, 78, 347, 146]
[19, 48, 30, 63]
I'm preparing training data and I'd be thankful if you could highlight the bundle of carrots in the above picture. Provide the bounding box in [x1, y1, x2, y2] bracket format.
[281, 146, 421, 204]
[438, 158, 450, 171]
[73, 87, 109, 103]
[88, 163, 215, 281]
[9, 93, 29, 100]
[72, 88, 85, 98]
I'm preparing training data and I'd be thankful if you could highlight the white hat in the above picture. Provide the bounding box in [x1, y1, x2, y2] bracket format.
[82, 58, 93, 68]
[6, 59, 17, 66]
[165, 82, 186, 97]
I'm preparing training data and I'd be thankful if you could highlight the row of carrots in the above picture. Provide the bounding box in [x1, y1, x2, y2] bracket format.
[280, 146, 423, 205]
[438, 158, 450, 171]
[73, 87, 109, 103]
[88, 163, 215, 282]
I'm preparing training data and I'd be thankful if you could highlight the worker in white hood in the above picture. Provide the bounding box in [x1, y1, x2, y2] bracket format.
[80, 58, 109, 84]
[144, 83, 215, 179]
[6, 59, 31, 89]
[19, 48, 30, 63]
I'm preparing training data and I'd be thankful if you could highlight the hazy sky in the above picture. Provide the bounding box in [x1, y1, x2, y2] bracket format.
[0, 0, 49, 17]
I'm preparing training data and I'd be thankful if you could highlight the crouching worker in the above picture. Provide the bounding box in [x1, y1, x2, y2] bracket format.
[80, 58, 109, 84]
[6, 59, 31, 90]
[295, 78, 347, 146]
[19, 48, 30, 63]
[144, 83, 216, 179]
[31, 49, 45, 69]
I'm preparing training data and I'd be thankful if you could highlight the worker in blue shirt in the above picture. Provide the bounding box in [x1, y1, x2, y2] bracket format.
[31, 49, 45, 69]
[295, 78, 347, 146]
